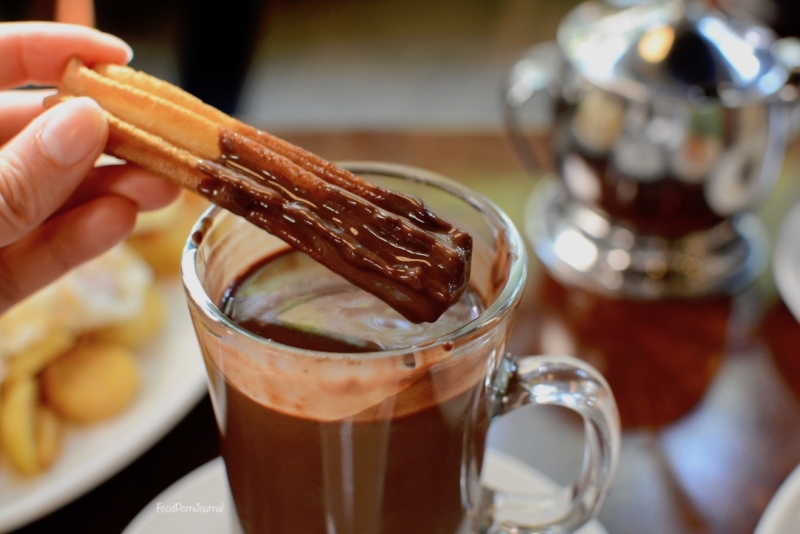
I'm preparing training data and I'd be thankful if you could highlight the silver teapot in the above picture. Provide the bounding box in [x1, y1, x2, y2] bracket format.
[505, 0, 799, 298]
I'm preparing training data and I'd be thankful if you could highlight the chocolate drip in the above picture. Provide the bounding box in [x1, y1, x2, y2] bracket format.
[197, 132, 472, 323]
[241, 126, 453, 230]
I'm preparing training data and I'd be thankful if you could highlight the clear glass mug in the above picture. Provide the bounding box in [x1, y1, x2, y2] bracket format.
[181, 162, 620, 534]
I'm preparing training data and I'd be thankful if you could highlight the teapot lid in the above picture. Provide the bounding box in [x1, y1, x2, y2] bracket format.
[558, 1, 789, 105]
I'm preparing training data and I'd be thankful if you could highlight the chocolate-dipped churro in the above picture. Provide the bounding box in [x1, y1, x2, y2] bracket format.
[53, 59, 472, 323]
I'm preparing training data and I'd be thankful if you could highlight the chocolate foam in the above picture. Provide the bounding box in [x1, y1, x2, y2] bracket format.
[198, 317, 506, 423]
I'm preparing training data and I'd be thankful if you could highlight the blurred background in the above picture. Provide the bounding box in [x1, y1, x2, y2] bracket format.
[0, 0, 581, 128]
[2, 2, 800, 534]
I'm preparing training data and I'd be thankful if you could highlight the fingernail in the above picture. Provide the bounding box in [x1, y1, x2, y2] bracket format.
[100, 31, 134, 63]
[38, 98, 106, 167]
[115, 40, 134, 64]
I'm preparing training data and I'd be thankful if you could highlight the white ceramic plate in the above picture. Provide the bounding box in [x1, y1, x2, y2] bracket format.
[753, 201, 800, 534]
[755, 463, 800, 534]
[123, 450, 608, 534]
[0, 281, 207, 532]
[774, 201, 800, 322]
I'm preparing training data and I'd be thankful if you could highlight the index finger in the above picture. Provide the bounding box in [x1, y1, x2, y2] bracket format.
[0, 22, 132, 90]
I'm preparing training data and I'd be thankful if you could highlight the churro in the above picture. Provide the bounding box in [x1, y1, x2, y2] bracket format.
[53, 59, 472, 323]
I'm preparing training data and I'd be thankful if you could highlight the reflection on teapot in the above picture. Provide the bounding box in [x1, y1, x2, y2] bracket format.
[506, 1, 796, 299]
[554, 90, 780, 236]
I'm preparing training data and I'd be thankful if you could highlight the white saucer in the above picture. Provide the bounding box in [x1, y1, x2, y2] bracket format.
[755, 463, 800, 534]
[774, 201, 800, 322]
[124, 449, 608, 534]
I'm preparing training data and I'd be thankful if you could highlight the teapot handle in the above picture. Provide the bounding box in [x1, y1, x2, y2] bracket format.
[503, 42, 566, 176]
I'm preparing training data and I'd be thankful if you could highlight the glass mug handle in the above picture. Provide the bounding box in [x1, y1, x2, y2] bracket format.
[477, 354, 620, 534]
[503, 42, 565, 175]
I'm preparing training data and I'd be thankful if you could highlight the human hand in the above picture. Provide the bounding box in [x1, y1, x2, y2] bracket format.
[0, 22, 181, 314]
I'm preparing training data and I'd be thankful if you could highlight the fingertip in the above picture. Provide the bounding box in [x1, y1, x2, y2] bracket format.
[95, 30, 133, 64]
[68, 95, 107, 123]
[50, 24, 133, 66]
[83, 164, 183, 211]
[52, 195, 138, 259]
[0, 96, 111, 247]
[37, 96, 107, 168]
[1, 23, 137, 87]
[143, 182, 182, 212]
[132, 174, 182, 212]
[87, 195, 138, 241]
[53, 194, 138, 252]
[0, 195, 140, 311]
[106, 165, 182, 209]
[59, 95, 105, 118]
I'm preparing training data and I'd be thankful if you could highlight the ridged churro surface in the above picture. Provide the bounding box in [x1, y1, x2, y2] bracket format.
[55, 59, 472, 323]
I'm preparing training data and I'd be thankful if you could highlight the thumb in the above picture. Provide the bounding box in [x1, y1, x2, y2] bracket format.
[0, 97, 107, 247]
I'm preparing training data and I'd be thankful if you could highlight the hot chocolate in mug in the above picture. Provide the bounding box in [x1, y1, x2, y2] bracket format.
[181, 162, 620, 534]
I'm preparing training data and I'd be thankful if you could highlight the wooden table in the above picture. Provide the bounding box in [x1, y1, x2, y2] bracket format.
[13, 131, 800, 534]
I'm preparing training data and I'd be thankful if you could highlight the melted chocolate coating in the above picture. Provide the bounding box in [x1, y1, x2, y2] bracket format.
[197, 131, 472, 323]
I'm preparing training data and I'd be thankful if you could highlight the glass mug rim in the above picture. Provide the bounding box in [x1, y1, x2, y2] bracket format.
[180, 160, 528, 360]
